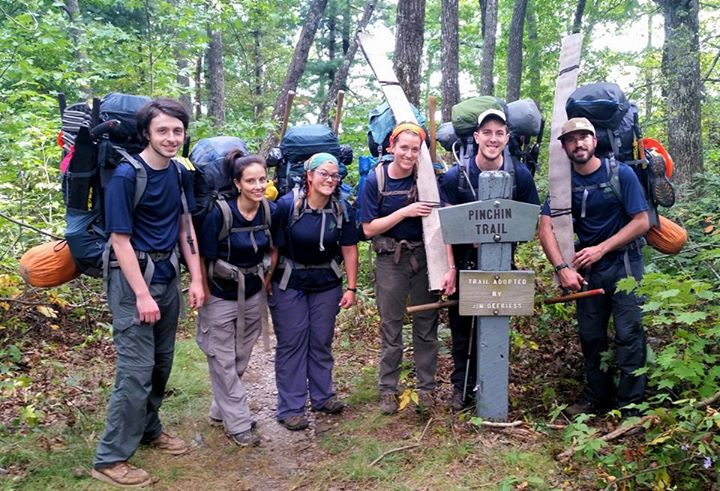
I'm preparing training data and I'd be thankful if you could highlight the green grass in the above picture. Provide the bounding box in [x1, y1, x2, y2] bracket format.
[0, 339, 211, 490]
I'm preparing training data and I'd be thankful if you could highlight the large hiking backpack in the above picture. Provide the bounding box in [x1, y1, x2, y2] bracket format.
[565, 82, 676, 226]
[506, 98, 544, 177]
[367, 102, 427, 158]
[59, 93, 192, 278]
[273, 124, 346, 196]
[189, 136, 250, 228]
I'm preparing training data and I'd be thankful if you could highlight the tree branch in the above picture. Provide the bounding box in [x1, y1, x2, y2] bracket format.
[369, 417, 433, 466]
[0, 210, 63, 241]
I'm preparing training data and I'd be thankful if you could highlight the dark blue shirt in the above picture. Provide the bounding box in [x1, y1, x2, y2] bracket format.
[358, 164, 425, 241]
[541, 159, 648, 269]
[273, 191, 359, 292]
[439, 155, 540, 206]
[104, 156, 195, 283]
[199, 198, 278, 301]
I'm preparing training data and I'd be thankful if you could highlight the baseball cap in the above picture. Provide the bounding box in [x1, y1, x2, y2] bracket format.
[477, 109, 507, 127]
[558, 117, 596, 140]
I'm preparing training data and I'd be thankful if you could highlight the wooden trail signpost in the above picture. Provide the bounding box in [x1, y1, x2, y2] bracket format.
[357, 29, 448, 291]
[438, 172, 540, 421]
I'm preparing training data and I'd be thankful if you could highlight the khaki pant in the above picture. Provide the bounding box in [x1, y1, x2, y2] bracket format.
[196, 292, 262, 434]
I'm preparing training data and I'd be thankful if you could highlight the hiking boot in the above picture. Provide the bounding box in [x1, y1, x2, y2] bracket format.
[379, 393, 398, 415]
[313, 397, 345, 415]
[649, 152, 675, 207]
[279, 414, 309, 431]
[227, 428, 261, 447]
[91, 461, 151, 488]
[416, 390, 435, 413]
[451, 388, 471, 412]
[564, 400, 606, 418]
[148, 431, 189, 455]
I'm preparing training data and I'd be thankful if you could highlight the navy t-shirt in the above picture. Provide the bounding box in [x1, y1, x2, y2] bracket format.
[199, 198, 279, 301]
[541, 160, 648, 269]
[272, 191, 359, 292]
[105, 156, 195, 283]
[439, 156, 540, 206]
[358, 164, 425, 241]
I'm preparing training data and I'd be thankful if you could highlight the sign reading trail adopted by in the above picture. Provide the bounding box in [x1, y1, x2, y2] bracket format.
[458, 271, 534, 316]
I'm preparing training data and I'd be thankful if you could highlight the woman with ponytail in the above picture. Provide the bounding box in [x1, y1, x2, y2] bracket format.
[269, 152, 359, 431]
[196, 151, 277, 447]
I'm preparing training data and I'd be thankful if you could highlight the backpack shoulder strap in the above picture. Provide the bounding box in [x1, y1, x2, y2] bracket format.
[216, 195, 233, 243]
[262, 197, 274, 249]
[115, 147, 147, 210]
[607, 156, 622, 202]
[289, 187, 304, 228]
[502, 147, 518, 200]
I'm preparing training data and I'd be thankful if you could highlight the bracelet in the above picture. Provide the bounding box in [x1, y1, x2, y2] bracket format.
[347, 287, 357, 292]
[554, 262, 569, 273]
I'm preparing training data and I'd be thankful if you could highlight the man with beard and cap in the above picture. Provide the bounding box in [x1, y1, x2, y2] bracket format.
[439, 108, 539, 411]
[538, 117, 650, 418]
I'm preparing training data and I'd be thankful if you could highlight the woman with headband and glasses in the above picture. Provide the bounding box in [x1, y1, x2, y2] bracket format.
[359, 123, 456, 415]
[268, 152, 359, 431]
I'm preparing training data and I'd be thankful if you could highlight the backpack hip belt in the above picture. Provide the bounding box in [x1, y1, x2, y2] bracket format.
[209, 258, 268, 355]
[372, 235, 424, 268]
[277, 256, 342, 291]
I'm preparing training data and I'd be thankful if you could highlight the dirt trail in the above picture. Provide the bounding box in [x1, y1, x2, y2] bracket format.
[166, 335, 340, 491]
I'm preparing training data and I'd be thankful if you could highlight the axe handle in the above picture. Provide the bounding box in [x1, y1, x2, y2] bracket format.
[406, 300, 458, 314]
[279, 90, 295, 140]
[333, 90, 345, 134]
[428, 96, 437, 163]
[544, 288, 605, 305]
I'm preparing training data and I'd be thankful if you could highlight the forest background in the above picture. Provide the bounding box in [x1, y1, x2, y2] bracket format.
[2, 0, 720, 489]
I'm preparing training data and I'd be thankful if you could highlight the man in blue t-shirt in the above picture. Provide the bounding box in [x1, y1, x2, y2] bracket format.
[538, 117, 650, 418]
[439, 109, 540, 411]
[92, 98, 205, 488]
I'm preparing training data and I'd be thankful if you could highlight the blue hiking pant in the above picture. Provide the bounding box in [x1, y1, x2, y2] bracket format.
[94, 269, 180, 468]
[577, 258, 646, 408]
[268, 283, 342, 420]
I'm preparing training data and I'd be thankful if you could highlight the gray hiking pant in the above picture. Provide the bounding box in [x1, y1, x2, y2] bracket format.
[375, 248, 439, 394]
[94, 269, 180, 469]
[196, 293, 262, 434]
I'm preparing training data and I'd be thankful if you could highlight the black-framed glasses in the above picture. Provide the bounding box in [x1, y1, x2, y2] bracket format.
[313, 169, 341, 182]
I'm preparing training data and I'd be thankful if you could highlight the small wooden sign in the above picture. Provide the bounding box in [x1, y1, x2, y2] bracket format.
[438, 199, 540, 245]
[458, 271, 535, 316]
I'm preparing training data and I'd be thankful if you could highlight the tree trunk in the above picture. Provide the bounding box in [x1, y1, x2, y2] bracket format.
[327, 0, 337, 87]
[479, 0, 497, 95]
[645, 14, 653, 121]
[265, 0, 329, 150]
[318, 0, 377, 125]
[64, 0, 90, 98]
[441, 0, 460, 121]
[253, 27, 263, 119]
[194, 56, 202, 121]
[341, 0, 351, 54]
[478, 0, 487, 38]
[656, 0, 703, 187]
[505, 0, 528, 102]
[207, 28, 226, 127]
[572, 0, 586, 33]
[394, 0, 426, 106]
[170, 0, 191, 113]
[525, 2, 541, 103]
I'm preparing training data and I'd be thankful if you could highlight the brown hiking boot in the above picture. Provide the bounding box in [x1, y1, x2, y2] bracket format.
[451, 388, 471, 412]
[379, 393, 398, 415]
[148, 431, 189, 455]
[279, 414, 310, 431]
[91, 461, 151, 488]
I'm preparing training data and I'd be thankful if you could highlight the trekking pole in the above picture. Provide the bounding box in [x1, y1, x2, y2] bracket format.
[333, 90, 345, 134]
[428, 96, 437, 163]
[279, 90, 295, 140]
[462, 316, 477, 402]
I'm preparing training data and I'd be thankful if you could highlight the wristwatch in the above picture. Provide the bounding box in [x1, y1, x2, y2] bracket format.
[554, 262, 569, 273]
